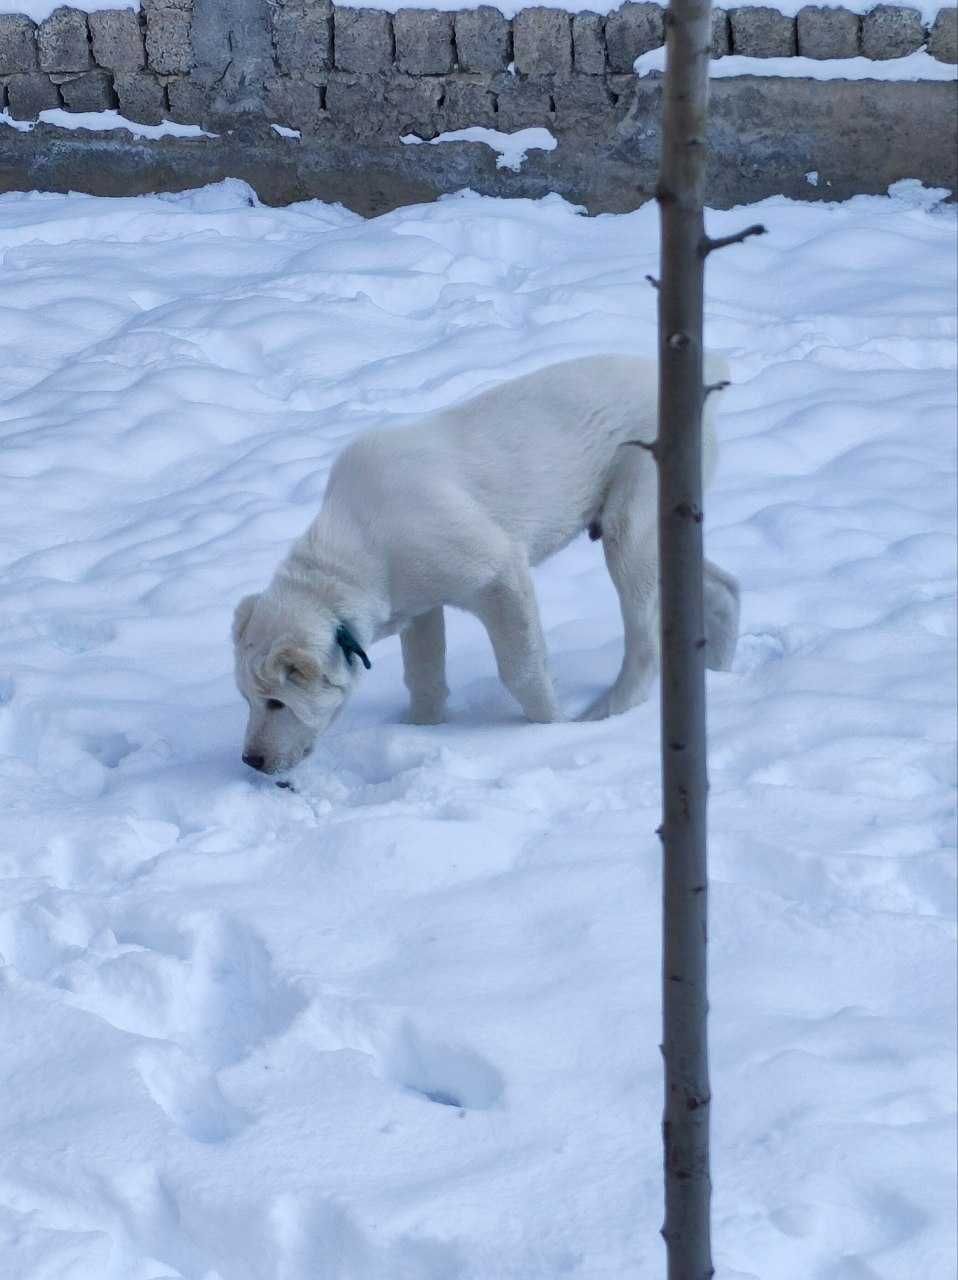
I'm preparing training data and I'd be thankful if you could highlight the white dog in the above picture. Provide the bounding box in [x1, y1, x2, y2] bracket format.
[233, 355, 740, 775]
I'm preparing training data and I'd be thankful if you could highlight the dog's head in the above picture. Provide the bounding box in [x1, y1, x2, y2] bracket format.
[232, 588, 370, 776]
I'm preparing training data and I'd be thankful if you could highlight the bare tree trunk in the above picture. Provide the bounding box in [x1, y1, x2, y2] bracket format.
[656, 1, 714, 1276]
[654, 3, 765, 1274]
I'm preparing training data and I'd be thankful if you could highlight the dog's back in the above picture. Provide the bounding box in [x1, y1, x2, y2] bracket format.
[333, 354, 727, 566]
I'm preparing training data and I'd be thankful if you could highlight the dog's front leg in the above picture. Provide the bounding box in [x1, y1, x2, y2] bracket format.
[401, 607, 449, 725]
[472, 555, 561, 723]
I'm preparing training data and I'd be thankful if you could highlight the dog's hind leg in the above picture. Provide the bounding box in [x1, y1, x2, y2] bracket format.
[471, 550, 561, 723]
[401, 607, 449, 725]
[581, 449, 659, 721]
[704, 559, 740, 672]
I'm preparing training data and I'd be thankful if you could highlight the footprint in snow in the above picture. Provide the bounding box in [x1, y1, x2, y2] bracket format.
[269, 1195, 464, 1279]
[44, 815, 179, 888]
[37, 614, 116, 655]
[382, 1021, 504, 1112]
[734, 629, 788, 673]
[101, 911, 307, 1069]
[58, 911, 306, 1141]
[137, 1044, 249, 1144]
[83, 730, 139, 769]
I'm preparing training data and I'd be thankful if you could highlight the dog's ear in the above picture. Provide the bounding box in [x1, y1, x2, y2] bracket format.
[232, 593, 261, 644]
[267, 642, 322, 689]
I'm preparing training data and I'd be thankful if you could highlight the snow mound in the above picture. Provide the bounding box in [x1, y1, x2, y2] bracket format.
[0, 178, 954, 1278]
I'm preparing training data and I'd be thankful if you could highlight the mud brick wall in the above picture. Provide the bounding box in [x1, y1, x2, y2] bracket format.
[0, 3, 955, 130]
[0, 3, 955, 212]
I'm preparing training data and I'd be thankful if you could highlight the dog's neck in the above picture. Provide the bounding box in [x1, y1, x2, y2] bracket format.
[278, 516, 390, 648]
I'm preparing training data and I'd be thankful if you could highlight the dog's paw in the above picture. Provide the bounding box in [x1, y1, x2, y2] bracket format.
[406, 704, 447, 726]
[578, 680, 652, 722]
[578, 695, 612, 722]
[519, 695, 563, 724]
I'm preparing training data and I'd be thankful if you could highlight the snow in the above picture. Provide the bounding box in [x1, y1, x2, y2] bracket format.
[0, 110, 31, 132]
[272, 123, 302, 140]
[402, 126, 557, 171]
[0, 176, 955, 1279]
[637, 45, 958, 78]
[0, 108, 216, 138]
[0, 0, 136, 19]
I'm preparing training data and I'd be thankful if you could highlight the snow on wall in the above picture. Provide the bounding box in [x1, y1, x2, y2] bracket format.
[0, 0, 134, 18]
[635, 45, 958, 76]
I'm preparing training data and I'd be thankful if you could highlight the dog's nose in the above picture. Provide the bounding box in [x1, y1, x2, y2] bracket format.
[243, 752, 266, 772]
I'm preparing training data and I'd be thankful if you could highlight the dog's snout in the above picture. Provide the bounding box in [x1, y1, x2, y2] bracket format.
[243, 752, 266, 772]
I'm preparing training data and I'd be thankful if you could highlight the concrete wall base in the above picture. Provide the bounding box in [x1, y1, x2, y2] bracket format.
[1, 78, 954, 214]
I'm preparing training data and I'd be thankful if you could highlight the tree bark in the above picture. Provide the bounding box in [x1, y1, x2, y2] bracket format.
[656, 0, 714, 1276]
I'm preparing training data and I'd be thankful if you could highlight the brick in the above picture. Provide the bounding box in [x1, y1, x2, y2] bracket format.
[166, 74, 208, 123]
[796, 6, 859, 58]
[394, 9, 455, 74]
[440, 76, 497, 128]
[272, 5, 332, 73]
[88, 10, 146, 71]
[6, 71, 60, 117]
[573, 12, 606, 73]
[265, 76, 325, 130]
[494, 75, 552, 129]
[711, 8, 731, 56]
[326, 73, 443, 139]
[385, 74, 443, 135]
[513, 8, 572, 76]
[325, 74, 376, 129]
[334, 9, 393, 73]
[454, 6, 511, 72]
[114, 68, 166, 123]
[729, 7, 797, 56]
[144, 6, 192, 75]
[0, 15, 38, 74]
[37, 7, 92, 73]
[605, 3, 663, 72]
[553, 74, 614, 129]
[608, 72, 637, 120]
[928, 6, 957, 61]
[860, 4, 924, 58]
[60, 68, 116, 110]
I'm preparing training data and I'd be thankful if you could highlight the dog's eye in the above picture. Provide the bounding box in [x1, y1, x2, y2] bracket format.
[266, 698, 285, 711]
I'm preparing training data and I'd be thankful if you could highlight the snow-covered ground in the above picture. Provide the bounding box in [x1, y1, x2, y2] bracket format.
[0, 179, 954, 1280]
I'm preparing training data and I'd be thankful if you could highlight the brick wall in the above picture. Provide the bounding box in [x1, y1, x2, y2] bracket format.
[1, 2, 955, 133]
